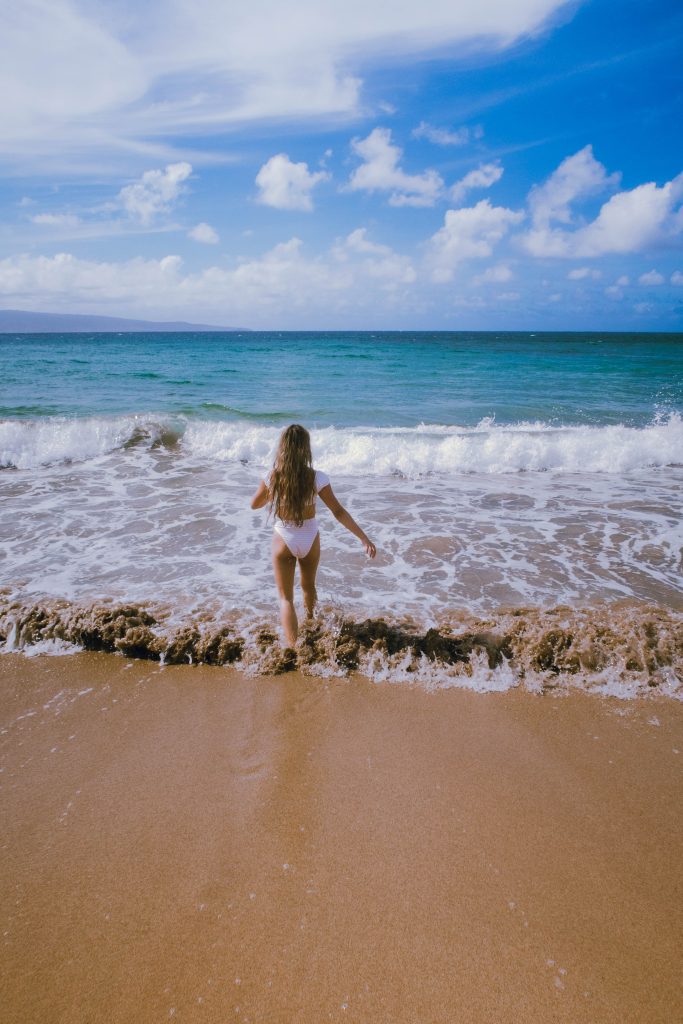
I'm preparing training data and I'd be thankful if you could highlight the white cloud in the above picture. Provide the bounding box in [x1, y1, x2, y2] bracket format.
[672, 271, 683, 286]
[23, 166, 197, 240]
[0, 234, 417, 323]
[188, 222, 219, 244]
[428, 200, 524, 282]
[567, 266, 601, 280]
[18, 196, 35, 207]
[332, 228, 416, 286]
[0, 252, 183, 305]
[450, 162, 503, 203]
[255, 154, 329, 211]
[570, 176, 683, 256]
[497, 291, 520, 301]
[412, 122, 482, 146]
[31, 213, 81, 227]
[638, 269, 664, 285]
[473, 263, 513, 284]
[528, 145, 620, 230]
[521, 148, 683, 258]
[347, 128, 443, 207]
[0, 0, 571, 173]
[0, 1, 146, 164]
[118, 162, 192, 224]
[452, 294, 487, 311]
[605, 275, 630, 299]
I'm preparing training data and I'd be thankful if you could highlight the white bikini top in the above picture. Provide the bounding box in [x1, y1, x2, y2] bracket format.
[312, 469, 330, 493]
[264, 469, 331, 520]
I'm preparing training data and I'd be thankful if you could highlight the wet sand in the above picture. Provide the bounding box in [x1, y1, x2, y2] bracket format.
[1, 652, 682, 1023]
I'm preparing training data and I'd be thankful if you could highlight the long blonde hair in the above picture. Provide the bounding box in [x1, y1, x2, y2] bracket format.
[269, 424, 316, 526]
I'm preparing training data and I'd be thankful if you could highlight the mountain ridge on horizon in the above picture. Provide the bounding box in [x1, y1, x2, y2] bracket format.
[0, 309, 246, 333]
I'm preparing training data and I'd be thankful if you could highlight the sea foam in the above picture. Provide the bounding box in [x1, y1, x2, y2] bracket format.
[1, 597, 681, 700]
[1, 411, 682, 474]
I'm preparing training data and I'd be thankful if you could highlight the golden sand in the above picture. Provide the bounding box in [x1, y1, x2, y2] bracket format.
[1, 652, 682, 1023]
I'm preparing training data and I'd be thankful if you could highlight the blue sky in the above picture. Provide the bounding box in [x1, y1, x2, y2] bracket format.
[1, 0, 682, 329]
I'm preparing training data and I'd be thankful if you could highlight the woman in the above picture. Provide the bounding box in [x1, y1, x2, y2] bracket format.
[251, 424, 376, 647]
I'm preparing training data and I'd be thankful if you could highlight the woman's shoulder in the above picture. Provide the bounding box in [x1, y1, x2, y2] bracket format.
[265, 467, 329, 491]
[313, 468, 330, 492]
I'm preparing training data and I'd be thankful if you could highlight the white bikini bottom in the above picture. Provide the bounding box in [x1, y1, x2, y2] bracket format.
[273, 517, 319, 559]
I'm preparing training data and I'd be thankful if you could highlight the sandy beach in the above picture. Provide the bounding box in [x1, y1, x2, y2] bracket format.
[3, 0, 683, 1012]
[1, 652, 681, 1023]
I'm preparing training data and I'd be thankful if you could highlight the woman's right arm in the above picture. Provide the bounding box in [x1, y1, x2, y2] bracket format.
[318, 484, 376, 558]
[250, 479, 270, 510]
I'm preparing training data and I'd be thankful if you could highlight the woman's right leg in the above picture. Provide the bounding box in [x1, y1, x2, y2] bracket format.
[298, 532, 320, 619]
[272, 533, 298, 646]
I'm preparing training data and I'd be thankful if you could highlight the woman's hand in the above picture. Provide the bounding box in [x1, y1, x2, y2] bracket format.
[363, 538, 377, 559]
[318, 484, 376, 557]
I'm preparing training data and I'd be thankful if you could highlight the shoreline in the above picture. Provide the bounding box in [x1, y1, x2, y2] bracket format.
[2, 597, 682, 700]
[2, 651, 682, 1022]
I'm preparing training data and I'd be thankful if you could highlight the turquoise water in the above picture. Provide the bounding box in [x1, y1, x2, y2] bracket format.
[2, 331, 681, 426]
[1, 330, 682, 695]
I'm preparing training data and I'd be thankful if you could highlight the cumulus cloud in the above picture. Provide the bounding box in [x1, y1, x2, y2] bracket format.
[0, 252, 183, 305]
[569, 176, 683, 257]
[638, 269, 664, 285]
[527, 146, 619, 229]
[255, 154, 329, 211]
[331, 228, 416, 285]
[0, 0, 571, 173]
[672, 271, 683, 285]
[605, 274, 630, 299]
[450, 162, 503, 203]
[347, 128, 443, 207]
[0, 233, 417, 322]
[567, 266, 601, 280]
[188, 222, 219, 244]
[428, 200, 524, 282]
[412, 122, 482, 146]
[23, 166, 197, 239]
[521, 147, 683, 258]
[473, 263, 513, 284]
[118, 162, 192, 224]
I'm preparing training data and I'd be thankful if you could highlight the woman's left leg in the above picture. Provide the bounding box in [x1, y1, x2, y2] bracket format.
[272, 533, 298, 646]
[298, 532, 320, 620]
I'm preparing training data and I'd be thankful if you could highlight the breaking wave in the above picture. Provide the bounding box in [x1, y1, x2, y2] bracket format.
[1, 411, 682, 474]
[0, 414, 182, 469]
[1, 597, 681, 700]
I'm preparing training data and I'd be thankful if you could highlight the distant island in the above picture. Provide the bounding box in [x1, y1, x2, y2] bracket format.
[0, 309, 246, 333]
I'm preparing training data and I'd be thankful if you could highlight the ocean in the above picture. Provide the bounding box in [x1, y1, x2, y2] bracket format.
[1, 330, 682, 695]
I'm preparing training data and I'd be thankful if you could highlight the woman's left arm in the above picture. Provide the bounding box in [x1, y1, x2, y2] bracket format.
[251, 480, 270, 510]
[318, 484, 376, 558]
